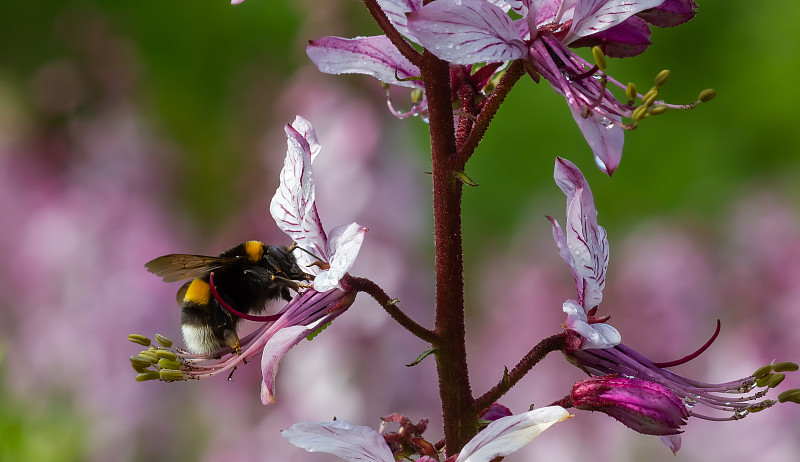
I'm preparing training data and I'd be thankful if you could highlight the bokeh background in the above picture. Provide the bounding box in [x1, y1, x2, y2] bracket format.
[1, 1, 799, 461]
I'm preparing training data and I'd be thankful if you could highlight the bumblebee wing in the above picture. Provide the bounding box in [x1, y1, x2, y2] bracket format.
[175, 281, 192, 306]
[145, 254, 241, 282]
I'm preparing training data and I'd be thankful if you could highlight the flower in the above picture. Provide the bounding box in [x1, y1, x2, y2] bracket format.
[570, 375, 689, 435]
[129, 116, 367, 405]
[282, 406, 571, 462]
[566, 339, 800, 453]
[548, 157, 620, 349]
[270, 115, 368, 293]
[407, 0, 699, 175]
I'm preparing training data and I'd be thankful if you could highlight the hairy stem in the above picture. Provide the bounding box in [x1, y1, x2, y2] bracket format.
[455, 60, 525, 166]
[420, 50, 477, 453]
[347, 275, 437, 343]
[474, 331, 576, 412]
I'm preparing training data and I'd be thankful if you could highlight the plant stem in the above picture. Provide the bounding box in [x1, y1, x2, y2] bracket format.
[419, 49, 477, 454]
[347, 275, 437, 343]
[474, 331, 579, 412]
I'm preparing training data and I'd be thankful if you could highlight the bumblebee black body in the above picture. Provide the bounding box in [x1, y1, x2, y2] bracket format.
[145, 241, 311, 354]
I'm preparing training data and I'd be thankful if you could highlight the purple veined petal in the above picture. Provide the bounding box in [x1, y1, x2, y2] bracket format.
[455, 407, 571, 462]
[660, 434, 683, 454]
[260, 324, 316, 405]
[314, 223, 368, 292]
[637, 0, 696, 28]
[568, 15, 652, 57]
[553, 158, 608, 307]
[407, 0, 527, 65]
[567, 104, 624, 176]
[270, 121, 329, 268]
[377, 0, 424, 42]
[564, 0, 665, 44]
[533, 0, 576, 27]
[282, 420, 395, 462]
[563, 300, 620, 349]
[230, 0, 245, 4]
[564, 190, 606, 308]
[307, 36, 422, 89]
[290, 115, 322, 162]
[547, 216, 580, 289]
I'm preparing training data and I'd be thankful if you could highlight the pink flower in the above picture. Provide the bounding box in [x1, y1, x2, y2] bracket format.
[548, 157, 620, 348]
[406, 0, 698, 175]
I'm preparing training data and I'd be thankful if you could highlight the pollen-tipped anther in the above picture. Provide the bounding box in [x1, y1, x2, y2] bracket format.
[157, 358, 181, 370]
[777, 389, 800, 404]
[155, 334, 173, 348]
[698, 89, 716, 102]
[136, 371, 161, 382]
[154, 349, 178, 361]
[655, 70, 671, 88]
[159, 369, 184, 382]
[592, 46, 607, 71]
[626, 83, 638, 101]
[138, 350, 159, 364]
[772, 362, 799, 372]
[128, 334, 151, 347]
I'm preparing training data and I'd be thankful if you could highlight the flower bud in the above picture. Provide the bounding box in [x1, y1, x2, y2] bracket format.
[571, 375, 688, 435]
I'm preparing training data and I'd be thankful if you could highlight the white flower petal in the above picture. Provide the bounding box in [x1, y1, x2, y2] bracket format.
[270, 119, 329, 270]
[568, 106, 624, 176]
[563, 300, 620, 349]
[307, 36, 422, 88]
[314, 223, 368, 291]
[378, 0, 424, 42]
[282, 420, 395, 462]
[565, 0, 664, 44]
[407, 0, 527, 64]
[456, 406, 571, 462]
[260, 324, 316, 405]
[291, 115, 322, 162]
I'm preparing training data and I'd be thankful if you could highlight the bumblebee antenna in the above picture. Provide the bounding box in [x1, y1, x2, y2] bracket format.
[288, 242, 324, 263]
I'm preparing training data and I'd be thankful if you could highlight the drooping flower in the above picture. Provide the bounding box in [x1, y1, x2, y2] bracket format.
[570, 375, 689, 435]
[407, 0, 700, 175]
[282, 406, 571, 462]
[548, 157, 620, 349]
[129, 116, 367, 405]
[565, 340, 800, 453]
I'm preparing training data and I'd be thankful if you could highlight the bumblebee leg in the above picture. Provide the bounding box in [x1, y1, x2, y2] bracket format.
[223, 329, 242, 356]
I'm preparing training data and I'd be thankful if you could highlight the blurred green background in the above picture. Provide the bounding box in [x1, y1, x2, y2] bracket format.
[1, 1, 798, 461]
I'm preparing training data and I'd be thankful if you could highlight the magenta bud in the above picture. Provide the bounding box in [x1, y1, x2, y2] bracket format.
[478, 403, 513, 422]
[572, 375, 689, 435]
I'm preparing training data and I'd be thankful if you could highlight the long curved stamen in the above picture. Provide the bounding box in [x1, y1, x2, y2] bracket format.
[653, 319, 721, 368]
[209, 272, 285, 322]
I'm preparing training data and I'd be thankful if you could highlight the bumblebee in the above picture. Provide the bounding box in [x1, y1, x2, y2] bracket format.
[145, 240, 311, 355]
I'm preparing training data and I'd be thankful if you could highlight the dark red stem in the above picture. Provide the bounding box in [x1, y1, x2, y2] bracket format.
[455, 60, 525, 166]
[347, 275, 437, 343]
[419, 48, 477, 453]
[474, 331, 575, 412]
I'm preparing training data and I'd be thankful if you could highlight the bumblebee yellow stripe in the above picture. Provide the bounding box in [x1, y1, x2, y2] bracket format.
[244, 240, 264, 262]
[184, 278, 211, 305]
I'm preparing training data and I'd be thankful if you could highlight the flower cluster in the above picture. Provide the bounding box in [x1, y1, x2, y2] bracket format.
[307, 0, 710, 175]
[129, 116, 366, 405]
[548, 158, 800, 453]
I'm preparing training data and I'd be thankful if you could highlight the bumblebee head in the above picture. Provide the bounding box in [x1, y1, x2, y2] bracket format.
[264, 245, 311, 280]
